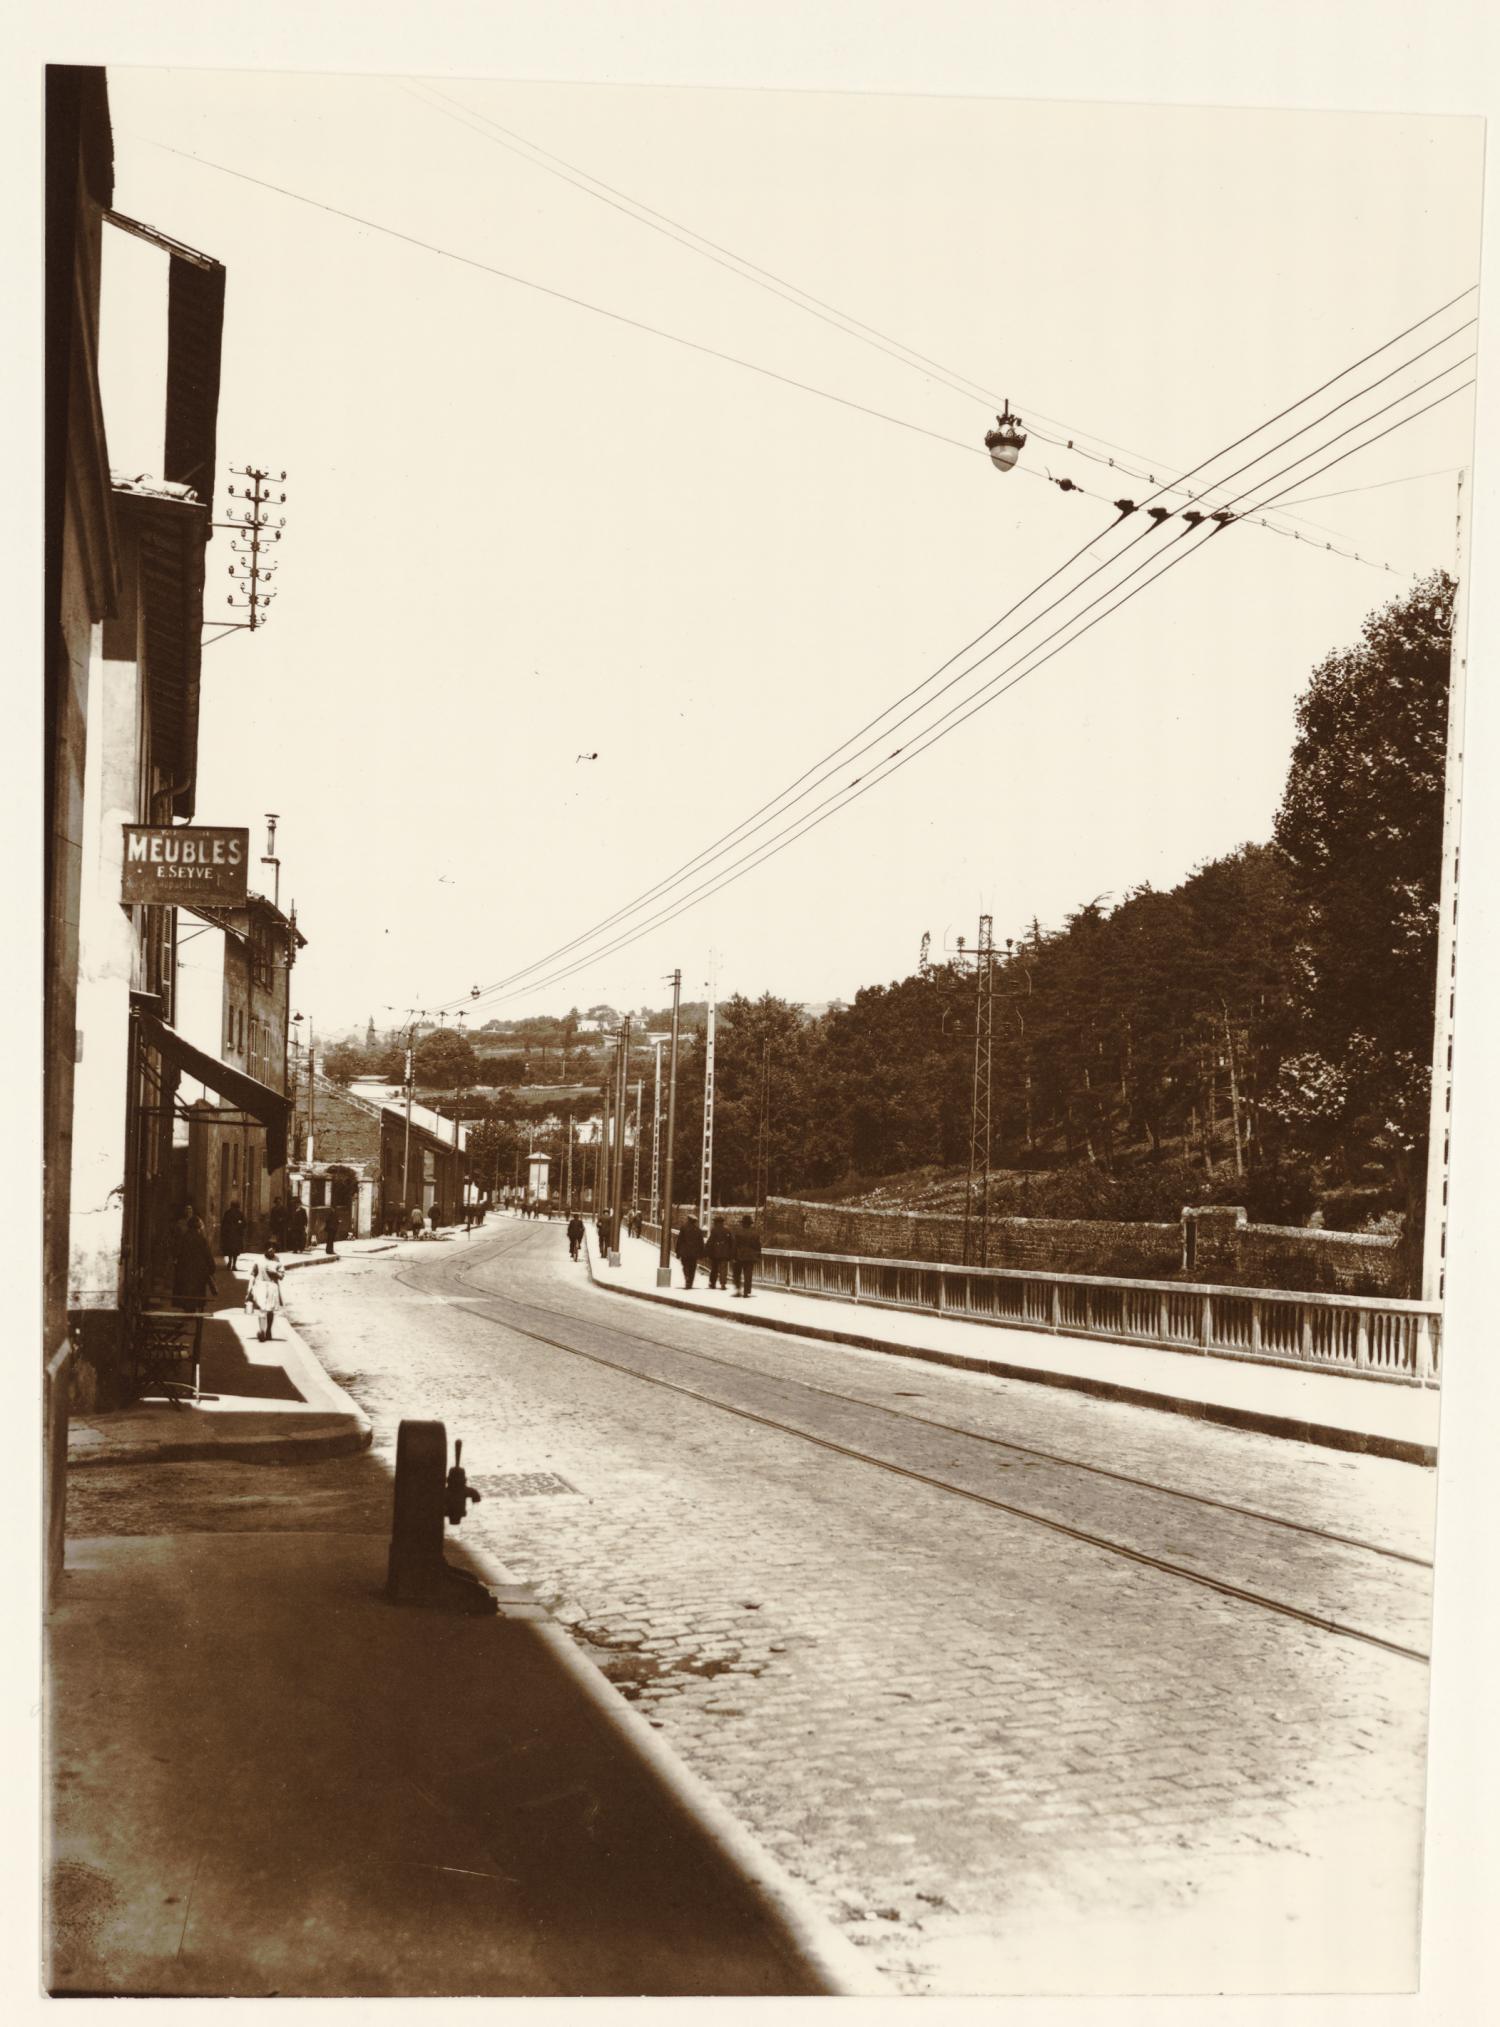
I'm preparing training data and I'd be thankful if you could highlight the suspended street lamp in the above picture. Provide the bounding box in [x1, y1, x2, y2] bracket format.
[983, 400, 1027, 473]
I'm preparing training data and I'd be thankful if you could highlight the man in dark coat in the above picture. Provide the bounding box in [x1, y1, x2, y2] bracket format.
[705, 1215, 734, 1290]
[567, 1213, 585, 1260]
[675, 1214, 705, 1288]
[220, 1199, 245, 1272]
[289, 1199, 309, 1253]
[172, 1212, 219, 1312]
[731, 1215, 763, 1298]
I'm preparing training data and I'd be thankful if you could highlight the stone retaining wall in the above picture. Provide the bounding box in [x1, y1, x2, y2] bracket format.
[766, 1197, 1404, 1297]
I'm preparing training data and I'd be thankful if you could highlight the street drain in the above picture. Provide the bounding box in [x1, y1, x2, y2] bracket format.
[478, 1471, 578, 1498]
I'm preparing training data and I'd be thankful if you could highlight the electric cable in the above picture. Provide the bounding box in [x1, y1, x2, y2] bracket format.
[459, 375, 1473, 1010]
[441, 325, 1475, 1008]
[402, 78, 1439, 553]
[138, 125, 1459, 577]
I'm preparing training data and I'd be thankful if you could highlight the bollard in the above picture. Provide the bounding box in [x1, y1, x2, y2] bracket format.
[386, 1418, 497, 1614]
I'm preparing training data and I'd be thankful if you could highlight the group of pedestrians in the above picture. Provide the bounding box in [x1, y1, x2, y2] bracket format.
[161, 1198, 286, 1342]
[675, 1213, 762, 1297]
[560, 1205, 763, 1295]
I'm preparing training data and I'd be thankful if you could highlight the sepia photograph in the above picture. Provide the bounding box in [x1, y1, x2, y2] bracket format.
[27, 2, 1499, 2011]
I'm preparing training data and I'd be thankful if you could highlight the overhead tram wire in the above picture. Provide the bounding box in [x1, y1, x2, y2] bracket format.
[440, 322, 1476, 1010]
[447, 344, 1476, 1014]
[467, 379, 1474, 1013]
[402, 78, 1432, 553]
[141, 128, 1448, 581]
[444, 326, 1474, 1010]
[1270, 463, 1465, 509]
[137, 133, 1026, 473]
[458, 374, 1474, 1013]
[130, 133, 1472, 996]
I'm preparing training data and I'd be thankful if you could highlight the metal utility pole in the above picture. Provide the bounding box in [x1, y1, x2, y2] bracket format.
[631, 1078, 642, 1217]
[609, 1018, 631, 1264]
[699, 951, 718, 1227]
[600, 1064, 613, 1224]
[649, 1035, 666, 1226]
[565, 1112, 574, 1209]
[453, 1010, 467, 1219]
[402, 1037, 415, 1218]
[306, 1017, 315, 1164]
[657, 970, 682, 1286]
[962, 915, 996, 1268]
[1423, 469, 1470, 1306]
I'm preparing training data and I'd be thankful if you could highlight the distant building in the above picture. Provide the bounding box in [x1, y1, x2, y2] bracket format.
[347, 1080, 469, 1228]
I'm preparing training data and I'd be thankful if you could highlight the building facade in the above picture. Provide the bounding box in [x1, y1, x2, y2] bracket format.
[175, 890, 305, 1253]
[45, 65, 118, 1576]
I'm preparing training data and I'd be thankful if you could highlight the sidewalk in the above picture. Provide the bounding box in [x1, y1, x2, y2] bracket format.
[67, 1261, 373, 1468]
[50, 1241, 878, 1998]
[588, 1232, 1439, 1466]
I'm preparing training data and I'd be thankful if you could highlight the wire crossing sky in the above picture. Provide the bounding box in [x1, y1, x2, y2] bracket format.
[437, 298, 1477, 1011]
[98, 73, 1483, 1030]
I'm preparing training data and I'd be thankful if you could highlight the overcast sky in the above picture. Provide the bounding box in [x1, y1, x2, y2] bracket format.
[98, 70, 1482, 1034]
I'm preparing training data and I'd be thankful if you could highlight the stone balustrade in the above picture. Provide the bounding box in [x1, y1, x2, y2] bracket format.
[754, 1247, 1440, 1387]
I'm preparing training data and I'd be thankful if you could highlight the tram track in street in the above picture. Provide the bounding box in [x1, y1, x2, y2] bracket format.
[392, 1229, 1432, 1665]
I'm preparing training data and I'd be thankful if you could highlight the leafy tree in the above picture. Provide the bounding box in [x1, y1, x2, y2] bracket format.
[1272, 571, 1453, 1260]
[414, 1027, 480, 1092]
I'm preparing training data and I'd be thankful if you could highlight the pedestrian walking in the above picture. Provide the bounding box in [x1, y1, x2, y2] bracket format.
[220, 1198, 245, 1272]
[706, 1214, 734, 1290]
[408, 1203, 424, 1241]
[732, 1215, 763, 1298]
[245, 1244, 285, 1342]
[289, 1199, 309, 1253]
[567, 1212, 585, 1260]
[596, 1211, 610, 1253]
[172, 1212, 218, 1312]
[676, 1213, 705, 1289]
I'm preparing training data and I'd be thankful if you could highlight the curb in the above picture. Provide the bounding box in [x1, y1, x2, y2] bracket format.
[69, 1300, 374, 1471]
[446, 1533, 888, 1998]
[67, 1414, 371, 1469]
[585, 1249, 1436, 1468]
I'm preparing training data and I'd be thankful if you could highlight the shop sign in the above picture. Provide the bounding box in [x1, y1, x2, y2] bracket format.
[121, 825, 250, 905]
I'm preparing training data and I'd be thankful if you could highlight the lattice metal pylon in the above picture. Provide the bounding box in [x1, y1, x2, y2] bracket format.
[962, 915, 996, 1267]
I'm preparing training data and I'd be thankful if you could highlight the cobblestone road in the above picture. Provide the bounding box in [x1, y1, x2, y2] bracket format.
[73, 1223, 1435, 1996]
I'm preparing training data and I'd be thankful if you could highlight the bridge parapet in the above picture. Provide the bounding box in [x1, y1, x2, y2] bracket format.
[754, 1247, 1440, 1387]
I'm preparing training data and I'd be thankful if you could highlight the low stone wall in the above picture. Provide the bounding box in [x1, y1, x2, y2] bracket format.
[764, 1199, 1179, 1278]
[1184, 1205, 1402, 1297]
[767, 1197, 1405, 1298]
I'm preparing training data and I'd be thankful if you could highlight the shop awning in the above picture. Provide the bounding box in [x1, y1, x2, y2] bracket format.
[136, 1008, 290, 1169]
